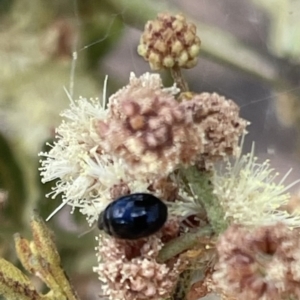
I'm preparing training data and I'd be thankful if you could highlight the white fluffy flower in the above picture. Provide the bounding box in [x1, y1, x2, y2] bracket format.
[212, 143, 300, 228]
[39, 95, 150, 225]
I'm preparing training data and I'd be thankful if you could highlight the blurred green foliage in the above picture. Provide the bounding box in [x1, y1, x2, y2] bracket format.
[252, 0, 300, 63]
[0, 132, 26, 227]
[0, 1, 123, 295]
[0, 0, 14, 15]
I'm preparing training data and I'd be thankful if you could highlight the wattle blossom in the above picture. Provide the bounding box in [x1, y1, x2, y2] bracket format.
[212, 142, 300, 228]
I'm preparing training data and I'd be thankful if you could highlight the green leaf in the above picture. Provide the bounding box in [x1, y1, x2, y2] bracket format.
[0, 257, 42, 300]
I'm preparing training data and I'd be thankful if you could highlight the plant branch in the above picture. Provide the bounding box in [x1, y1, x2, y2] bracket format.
[157, 225, 213, 263]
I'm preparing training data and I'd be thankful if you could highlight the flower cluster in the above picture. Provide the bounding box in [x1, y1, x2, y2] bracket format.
[39, 72, 248, 225]
[38, 11, 300, 300]
[39, 71, 247, 299]
[97, 73, 247, 178]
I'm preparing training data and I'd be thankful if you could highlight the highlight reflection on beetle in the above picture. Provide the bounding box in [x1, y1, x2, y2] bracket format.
[97, 193, 168, 239]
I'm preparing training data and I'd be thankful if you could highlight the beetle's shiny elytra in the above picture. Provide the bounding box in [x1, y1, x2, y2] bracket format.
[98, 193, 168, 239]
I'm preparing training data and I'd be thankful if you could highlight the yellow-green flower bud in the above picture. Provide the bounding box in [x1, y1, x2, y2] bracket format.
[137, 13, 201, 70]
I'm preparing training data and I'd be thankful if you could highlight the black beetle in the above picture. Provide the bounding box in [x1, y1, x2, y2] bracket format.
[98, 193, 168, 239]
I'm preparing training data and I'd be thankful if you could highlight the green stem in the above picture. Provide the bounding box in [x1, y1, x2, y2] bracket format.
[157, 225, 212, 263]
[170, 66, 189, 92]
[183, 167, 229, 234]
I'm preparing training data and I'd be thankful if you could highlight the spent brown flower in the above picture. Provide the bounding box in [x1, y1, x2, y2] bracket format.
[137, 13, 201, 70]
[180, 92, 248, 169]
[213, 223, 300, 300]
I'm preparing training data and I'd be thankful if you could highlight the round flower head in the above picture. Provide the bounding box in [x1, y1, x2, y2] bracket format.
[138, 13, 201, 70]
[180, 92, 248, 170]
[97, 73, 204, 179]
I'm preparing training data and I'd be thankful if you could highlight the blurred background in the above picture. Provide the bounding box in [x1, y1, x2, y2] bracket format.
[0, 0, 300, 299]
